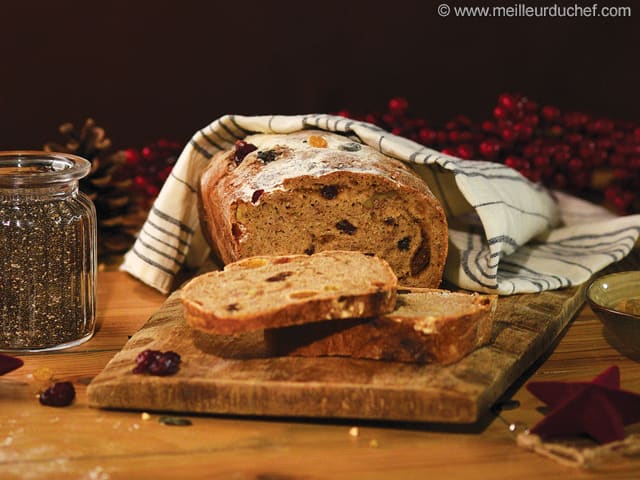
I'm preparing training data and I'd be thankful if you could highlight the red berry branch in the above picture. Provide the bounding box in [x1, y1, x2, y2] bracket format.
[121, 139, 182, 210]
[338, 94, 640, 215]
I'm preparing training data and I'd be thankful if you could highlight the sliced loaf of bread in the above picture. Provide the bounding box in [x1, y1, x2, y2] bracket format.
[180, 250, 398, 335]
[263, 288, 497, 365]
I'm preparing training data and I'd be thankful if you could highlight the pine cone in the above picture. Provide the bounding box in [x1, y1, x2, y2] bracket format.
[44, 119, 145, 257]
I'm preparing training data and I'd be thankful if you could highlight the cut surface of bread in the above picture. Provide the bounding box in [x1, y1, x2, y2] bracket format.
[264, 288, 497, 365]
[198, 130, 448, 288]
[180, 251, 398, 335]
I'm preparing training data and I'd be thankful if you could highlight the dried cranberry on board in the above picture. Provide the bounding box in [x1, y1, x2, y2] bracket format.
[39, 381, 76, 407]
[133, 349, 181, 376]
[0, 354, 23, 375]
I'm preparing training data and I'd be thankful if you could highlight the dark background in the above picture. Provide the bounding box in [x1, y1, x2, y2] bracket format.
[1, 0, 637, 150]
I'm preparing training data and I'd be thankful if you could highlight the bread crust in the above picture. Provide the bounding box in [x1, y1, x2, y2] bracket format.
[198, 131, 448, 287]
[263, 288, 497, 365]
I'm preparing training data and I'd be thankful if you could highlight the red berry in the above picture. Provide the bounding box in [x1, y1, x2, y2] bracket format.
[158, 166, 173, 181]
[588, 118, 614, 135]
[133, 175, 147, 188]
[554, 150, 571, 164]
[498, 93, 523, 112]
[444, 120, 457, 131]
[596, 137, 614, 151]
[501, 128, 517, 143]
[418, 128, 437, 144]
[612, 194, 630, 212]
[388, 97, 409, 115]
[541, 105, 561, 122]
[549, 125, 564, 137]
[481, 120, 496, 133]
[125, 148, 141, 165]
[39, 382, 75, 407]
[381, 113, 395, 125]
[566, 133, 583, 145]
[524, 169, 541, 182]
[458, 131, 474, 143]
[448, 131, 462, 143]
[453, 115, 473, 128]
[364, 114, 378, 124]
[572, 171, 590, 189]
[233, 140, 257, 165]
[457, 144, 475, 159]
[493, 106, 509, 120]
[436, 131, 449, 144]
[533, 155, 550, 168]
[592, 150, 608, 166]
[145, 185, 160, 197]
[514, 123, 533, 140]
[568, 158, 583, 171]
[522, 144, 539, 158]
[479, 139, 501, 159]
[564, 112, 590, 129]
[504, 156, 520, 169]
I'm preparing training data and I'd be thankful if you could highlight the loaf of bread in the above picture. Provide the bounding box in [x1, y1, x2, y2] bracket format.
[198, 130, 448, 288]
[180, 250, 398, 335]
[263, 288, 497, 365]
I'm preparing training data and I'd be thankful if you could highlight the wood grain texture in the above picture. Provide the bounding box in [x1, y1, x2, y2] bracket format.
[87, 281, 586, 423]
[2, 253, 640, 479]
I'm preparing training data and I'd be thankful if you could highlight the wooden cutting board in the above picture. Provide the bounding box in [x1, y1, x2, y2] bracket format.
[87, 280, 589, 424]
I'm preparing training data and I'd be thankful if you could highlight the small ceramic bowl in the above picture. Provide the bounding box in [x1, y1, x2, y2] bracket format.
[586, 271, 640, 352]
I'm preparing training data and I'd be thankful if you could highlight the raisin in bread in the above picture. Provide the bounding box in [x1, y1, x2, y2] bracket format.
[180, 250, 398, 335]
[264, 288, 497, 365]
[198, 130, 448, 288]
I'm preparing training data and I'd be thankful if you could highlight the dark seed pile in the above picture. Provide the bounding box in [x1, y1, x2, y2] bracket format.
[0, 193, 95, 350]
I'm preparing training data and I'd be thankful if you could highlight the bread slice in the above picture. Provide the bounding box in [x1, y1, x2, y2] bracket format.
[263, 288, 497, 365]
[181, 250, 398, 335]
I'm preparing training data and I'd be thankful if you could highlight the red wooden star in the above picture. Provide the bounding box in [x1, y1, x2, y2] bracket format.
[526, 365, 640, 444]
[0, 354, 23, 375]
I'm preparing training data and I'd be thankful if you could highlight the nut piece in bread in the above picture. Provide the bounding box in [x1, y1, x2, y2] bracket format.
[180, 250, 398, 335]
[198, 130, 448, 288]
[263, 288, 497, 365]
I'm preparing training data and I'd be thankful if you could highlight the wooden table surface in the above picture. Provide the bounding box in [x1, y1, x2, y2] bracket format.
[1, 270, 639, 479]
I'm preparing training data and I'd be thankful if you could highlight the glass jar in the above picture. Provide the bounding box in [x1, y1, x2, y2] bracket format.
[0, 151, 97, 351]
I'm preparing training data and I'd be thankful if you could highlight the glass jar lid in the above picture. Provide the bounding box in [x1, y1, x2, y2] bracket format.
[0, 151, 91, 187]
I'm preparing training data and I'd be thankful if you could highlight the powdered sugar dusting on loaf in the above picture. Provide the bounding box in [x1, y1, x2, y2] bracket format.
[234, 131, 407, 203]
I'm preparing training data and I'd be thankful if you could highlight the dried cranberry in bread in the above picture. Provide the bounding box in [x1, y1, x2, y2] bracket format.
[180, 251, 398, 335]
[198, 130, 448, 287]
[264, 288, 497, 365]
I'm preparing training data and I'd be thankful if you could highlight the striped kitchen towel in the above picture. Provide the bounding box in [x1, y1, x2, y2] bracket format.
[120, 114, 640, 295]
